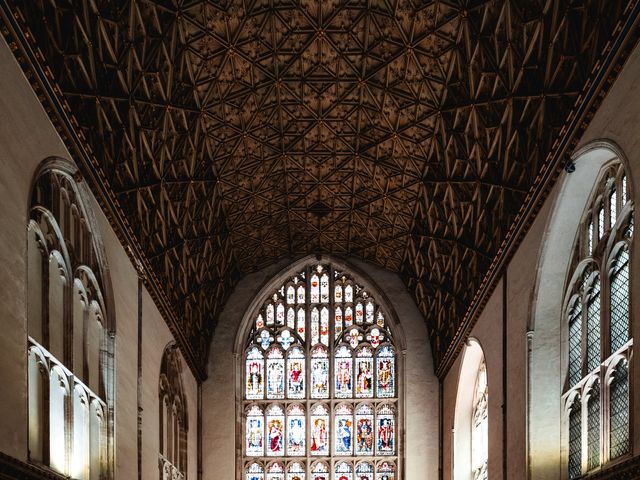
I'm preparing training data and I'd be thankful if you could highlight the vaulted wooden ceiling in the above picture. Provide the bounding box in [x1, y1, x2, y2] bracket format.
[8, 0, 634, 377]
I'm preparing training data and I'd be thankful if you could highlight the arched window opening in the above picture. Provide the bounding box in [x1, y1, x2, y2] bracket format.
[241, 263, 400, 479]
[159, 344, 188, 480]
[471, 362, 488, 480]
[562, 161, 633, 478]
[453, 339, 486, 480]
[27, 166, 113, 477]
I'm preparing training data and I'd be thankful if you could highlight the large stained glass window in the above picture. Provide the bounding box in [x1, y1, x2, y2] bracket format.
[562, 161, 633, 478]
[243, 263, 398, 479]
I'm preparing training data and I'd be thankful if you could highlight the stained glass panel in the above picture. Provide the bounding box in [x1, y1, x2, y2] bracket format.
[335, 346, 353, 399]
[310, 461, 329, 480]
[375, 461, 395, 480]
[355, 347, 374, 398]
[297, 309, 305, 341]
[610, 189, 617, 226]
[243, 264, 398, 471]
[335, 461, 353, 480]
[310, 404, 330, 456]
[246, 347, 264, 400]
[335, 404, 354, 456]
[247, 462, 264, 480]
[267, 348, 285, 399]
[246, 406, 264, 456]
[355, 405, 374, 455]
[376, 405, 395, 455]
[266, 462, 285, 480]
[287, 347, 305, 399]
[320, 307, 329, 346]
[377, 347, 395, 398]
[320, 274, 329, 303]
[310, 346, 329, 399]
[310, 274, 320, 303]
[287, 461, 305, 480]
[355, 462, 373, 480]
[286, 405, 305, 456]
[266, 406, 285, 456]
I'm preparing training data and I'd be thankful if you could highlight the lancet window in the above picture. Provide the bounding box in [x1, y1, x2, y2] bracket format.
[243, 263, 399, 480]
[159, 344, 188, 480]
[27, 167, 112, 478]
[563, 161, 633, 478]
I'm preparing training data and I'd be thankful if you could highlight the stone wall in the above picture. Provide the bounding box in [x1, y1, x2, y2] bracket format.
[0, 34, 199, 479]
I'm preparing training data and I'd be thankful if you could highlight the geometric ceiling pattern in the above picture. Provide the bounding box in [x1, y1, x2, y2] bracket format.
[10, 0, 630, 374]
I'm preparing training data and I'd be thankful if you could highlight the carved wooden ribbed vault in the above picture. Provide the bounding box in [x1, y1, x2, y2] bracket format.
[9, 0, 631, 373]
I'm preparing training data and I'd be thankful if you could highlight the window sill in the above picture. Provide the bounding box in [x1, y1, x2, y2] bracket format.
[579, 455, 640, 479]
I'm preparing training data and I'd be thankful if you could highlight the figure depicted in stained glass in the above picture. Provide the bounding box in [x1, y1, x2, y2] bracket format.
[246, 407, 264, 456]
[288, 359, 304, 397]
[243, 263, 399, 469]
[311, 350, 329, 398]
[267, 418, 284, 455]
[377, 347, 395, 398]
[287, 417, 305, 455]
[336, 359, 352, 397]
[356, 418, 373, 454]
[336, 418, 353, 453]
[310, 418, 328, 454]
[356, 358, 373, 398]
[267, 352, 285, 398]
[377, 417, 394, 453]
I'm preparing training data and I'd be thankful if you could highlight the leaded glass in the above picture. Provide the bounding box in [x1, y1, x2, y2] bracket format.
[267, 348, 285, 399]
[310, 461, 329, 480]
[335, 461, 353, 480]
[587, 382, 600, 470]
[568, 398, 582, 479]
[247, 462, 264, 480]
[375, 461, 395, 480]
[246, 406, 265, 456]
[568, 301, 582, 388]
[287, 347, 305, 399]
[310, 346, 329, 399]
[355, 461, 373, 480]
[310, 274, 320, 303]
[335, 404, 354, 456]
[355, 347, 374, 398]
[320, 274, 329, 303]
[376, 405, 395, 455]
[564, 161, 633, 477]
[472, 363, 488, 480]
[243, 263, 399, 476]
[610, 249, 629, 352]
[266, 405, 285, 456]
[610, 361, 630, 459]
[267, 462, 285, 480]
[286, 405, 306, 456]
[586, 277, 601, 372]
[335, 346, 353, 399]
[376, 347, 395, 398]
[610, 189, 617, 227]
[356, 405, 374, 455]
[287, 461, 305, 480]
[310, 404, 330, 456]
[246, 347, 265, 400]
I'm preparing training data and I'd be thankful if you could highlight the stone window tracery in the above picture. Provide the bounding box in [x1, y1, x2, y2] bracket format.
[242, 263, 400, 480]
[27, 166, 112, 478]
[562, 161, 633, 478]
